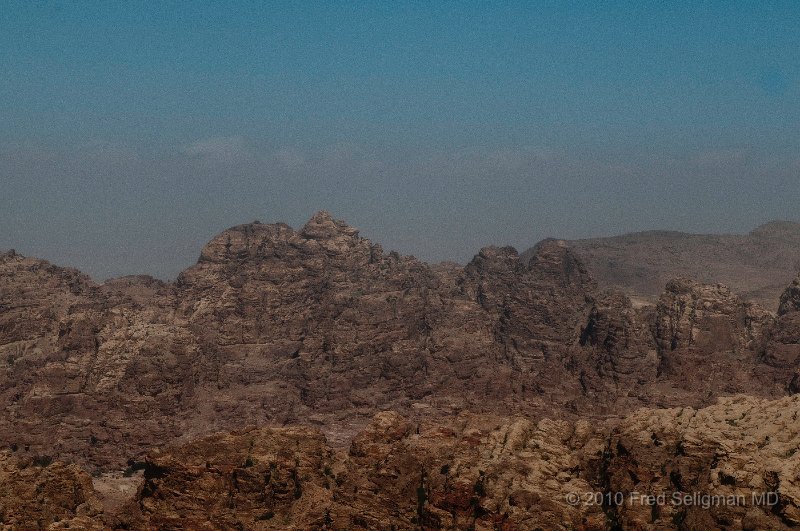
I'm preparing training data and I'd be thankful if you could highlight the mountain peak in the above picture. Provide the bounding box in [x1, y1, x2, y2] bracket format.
[308, 210, 335, 223]
[301, 211, 359, 241]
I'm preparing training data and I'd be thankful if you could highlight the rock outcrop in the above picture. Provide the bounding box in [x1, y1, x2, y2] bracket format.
[0, 211, 797, 489]
[0, 451, 104, 529]
[643, 278, 785, 404]
[605, 395, 800, 529]
[778, 273, 800, 316]
[654, 278, 769, 355]
[761, 273, 800, 393]
[3, 215, 800, 529]
[106, 396, 800, 529]
[137, 425, 335, 529]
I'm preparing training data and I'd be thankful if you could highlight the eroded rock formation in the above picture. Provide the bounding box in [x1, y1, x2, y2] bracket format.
[7, 395, 796, 529]
[2, 212, 800, 529]
[0, 451, 104, 529]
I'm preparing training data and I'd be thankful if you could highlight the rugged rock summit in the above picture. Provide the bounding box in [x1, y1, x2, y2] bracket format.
[1, 212, 797, 471]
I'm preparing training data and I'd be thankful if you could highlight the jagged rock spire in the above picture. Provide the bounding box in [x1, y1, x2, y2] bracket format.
[300, 211, 359, 241]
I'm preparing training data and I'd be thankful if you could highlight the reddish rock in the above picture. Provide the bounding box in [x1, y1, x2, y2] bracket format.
[0, 211, 797, 491]
[0, 451, 105, 529]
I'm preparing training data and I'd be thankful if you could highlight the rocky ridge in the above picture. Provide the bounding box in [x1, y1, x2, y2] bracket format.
[552, 221, 800, 310]
[1, 213, 797, 470]
[2, 212, 800, 528]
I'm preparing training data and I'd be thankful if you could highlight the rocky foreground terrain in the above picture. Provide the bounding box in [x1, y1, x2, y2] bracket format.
[2, 211, 800, 529]
[2, 396, 799, 529]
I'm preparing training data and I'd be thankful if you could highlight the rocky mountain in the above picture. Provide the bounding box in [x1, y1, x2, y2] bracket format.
[534, 221, 800, 310]
[2, 212, 800, 529]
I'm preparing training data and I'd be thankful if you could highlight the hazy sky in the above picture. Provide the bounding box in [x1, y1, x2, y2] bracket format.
[2, 2, 799, 280]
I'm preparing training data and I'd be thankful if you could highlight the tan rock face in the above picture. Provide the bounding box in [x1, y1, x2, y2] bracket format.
[336, 412, 608, 530]
[0, 250, 95, 345]
[1, 399, 794, 529]
[462, 240, 595, 348]
[605, 395, 800, 529]
[122, 396, 800, 530]
[642, 278, 787, 403]
[762, 313, 800, 370]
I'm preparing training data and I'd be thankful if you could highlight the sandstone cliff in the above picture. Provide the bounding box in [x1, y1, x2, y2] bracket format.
[2, 212, 800, 529]
[1, 213, 795, 471]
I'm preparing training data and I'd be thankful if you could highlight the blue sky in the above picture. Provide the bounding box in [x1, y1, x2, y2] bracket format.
[1, 2, 799, 279]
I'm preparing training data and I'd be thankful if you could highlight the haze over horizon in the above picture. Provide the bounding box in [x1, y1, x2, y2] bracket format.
[2, 2, 799, 280]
